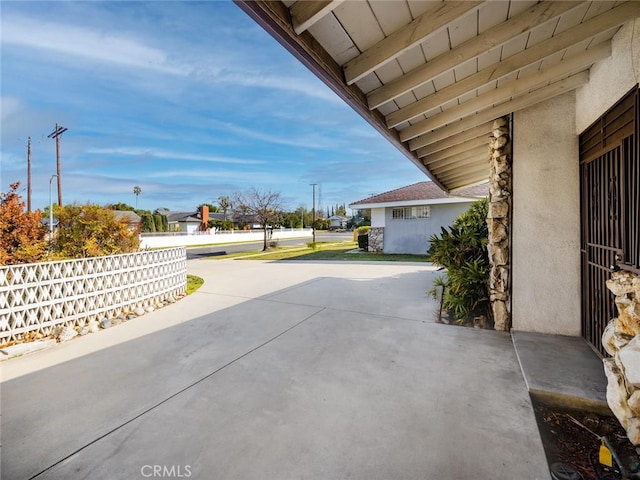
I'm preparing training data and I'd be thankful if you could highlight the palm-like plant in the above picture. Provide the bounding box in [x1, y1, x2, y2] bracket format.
[427, 199, 491, 325]
[133, 186, 141, 209]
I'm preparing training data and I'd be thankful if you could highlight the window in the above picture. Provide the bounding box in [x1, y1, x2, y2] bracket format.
[415, 206, 430, 218]
[392, 208, 406, 219]
[391, 206, 430, 220]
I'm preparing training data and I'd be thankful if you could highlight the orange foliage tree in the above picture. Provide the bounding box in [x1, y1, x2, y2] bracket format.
[0, 182, 48, 265]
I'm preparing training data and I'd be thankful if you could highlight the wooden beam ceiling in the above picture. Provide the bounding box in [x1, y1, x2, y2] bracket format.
[367, 1, 579, 110]
[387, 40, 611, 129]
[343, 1, 482, 85]
[405, 71, 590, 147]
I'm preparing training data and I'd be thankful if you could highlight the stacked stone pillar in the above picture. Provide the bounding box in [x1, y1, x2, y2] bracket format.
[368, 227, 384, 253]
[602, 271, 640, 445]
[487, 117, 512, 331]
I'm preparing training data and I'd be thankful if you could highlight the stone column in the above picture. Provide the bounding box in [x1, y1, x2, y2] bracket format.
[368, 227, 384, 253]
[487, 116, 512, 331]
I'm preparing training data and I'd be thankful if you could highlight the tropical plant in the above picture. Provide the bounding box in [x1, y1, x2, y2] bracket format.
[427, 199, 491, 325]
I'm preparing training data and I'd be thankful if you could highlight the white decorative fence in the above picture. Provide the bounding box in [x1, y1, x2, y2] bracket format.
[0, 247, 187, 344]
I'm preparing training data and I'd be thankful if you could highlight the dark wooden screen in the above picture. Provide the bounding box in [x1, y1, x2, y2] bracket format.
[579, 86, 639, 356]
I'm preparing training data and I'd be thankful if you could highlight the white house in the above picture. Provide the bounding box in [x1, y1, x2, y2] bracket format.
[350, 182, 487, 255]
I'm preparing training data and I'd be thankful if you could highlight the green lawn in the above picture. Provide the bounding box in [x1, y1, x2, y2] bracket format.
[186, 274, 204, 294]
[209, 241, 429, 262]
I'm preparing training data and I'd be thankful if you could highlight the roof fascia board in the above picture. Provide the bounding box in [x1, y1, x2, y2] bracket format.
[350, 197, 478, 209]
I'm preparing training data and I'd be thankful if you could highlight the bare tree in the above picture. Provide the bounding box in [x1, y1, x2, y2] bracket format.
[232, 188, 285, 251]
[218, 195, 231, 220]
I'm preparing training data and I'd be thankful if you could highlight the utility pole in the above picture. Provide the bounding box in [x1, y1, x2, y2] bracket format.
[27, 137, 32, 212]
[47, 124, 68, 207]
[310, 183, 317, 244]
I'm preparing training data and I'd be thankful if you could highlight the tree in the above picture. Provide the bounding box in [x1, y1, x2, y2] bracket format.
[109, 202, 135, 211]
[218, 195, 231, 220]
[133, 186, 141, 208]
[0, 182, 48, 265]
[232, 188, 285, 251]
[198, 203, 218, 214]
[153, 213, 165, 232]
[53, 203, 140, 258]
[140, 213, 156, 233]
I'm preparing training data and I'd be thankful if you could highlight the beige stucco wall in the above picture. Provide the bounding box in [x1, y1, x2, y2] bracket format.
[512, 92, 581, 335]
[576, 19, 640, 133]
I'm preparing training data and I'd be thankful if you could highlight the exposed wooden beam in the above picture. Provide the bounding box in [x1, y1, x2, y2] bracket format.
[437, 163, 489, 182]
[448, 176, 492, 192]
[449, 176, 488, 194]
[368, 1, 579, 109]
[418, 135, 488, 162]
[428, 148, 487, 172]
[343, 1, 482, 85]
[401, 42, 610, 138]
[290, 0, 344, 35]
[407, 72, 589, 149]
[234, 0, 447, 191]
[433, 159, 487, 178]
[416, 122, 493, 156]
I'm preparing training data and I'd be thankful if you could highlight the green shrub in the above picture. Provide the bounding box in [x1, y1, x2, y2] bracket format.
[427, 199, 491, 325]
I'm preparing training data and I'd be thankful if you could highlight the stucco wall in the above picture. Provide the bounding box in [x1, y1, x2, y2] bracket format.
[383, 202, 473, 255]
[371, 208, 385, 228]
[576, 19, 640, 133]
[512, 92, 581, 335]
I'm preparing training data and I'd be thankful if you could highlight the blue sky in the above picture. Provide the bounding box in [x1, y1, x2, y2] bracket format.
[1, 1, 425, 214]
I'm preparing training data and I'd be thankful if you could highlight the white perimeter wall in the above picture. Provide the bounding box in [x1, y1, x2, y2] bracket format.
[512, 92, 581, 335]
[140, 229, 312, 249]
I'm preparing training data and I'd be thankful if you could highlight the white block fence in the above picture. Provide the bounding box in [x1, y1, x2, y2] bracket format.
[0, 247, 187, 344]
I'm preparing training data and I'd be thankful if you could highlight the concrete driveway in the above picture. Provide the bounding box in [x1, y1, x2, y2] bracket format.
[1, 259, 549, 480]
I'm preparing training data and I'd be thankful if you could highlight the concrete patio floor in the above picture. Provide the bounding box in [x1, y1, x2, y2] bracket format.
[1, 259, 550, 480]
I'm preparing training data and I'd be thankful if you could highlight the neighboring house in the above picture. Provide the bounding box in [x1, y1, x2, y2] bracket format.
[112, 210, 141, 232]
[350, 182, 487, 255]
[328, 215, 348, 230]
[167, 211, 205, 234]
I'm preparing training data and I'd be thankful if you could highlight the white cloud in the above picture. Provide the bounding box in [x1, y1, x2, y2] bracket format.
[2, 15, 185, 75]
[86, 147, 264, 165]
[147, 169, 284, 183]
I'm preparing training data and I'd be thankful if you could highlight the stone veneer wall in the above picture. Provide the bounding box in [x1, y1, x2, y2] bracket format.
[368, 227, 384, 253]
[602, 271, 640, 445]
[487, 116, 512, 331]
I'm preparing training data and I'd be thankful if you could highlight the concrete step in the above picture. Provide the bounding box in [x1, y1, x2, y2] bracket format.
[512, 330, 610, 414]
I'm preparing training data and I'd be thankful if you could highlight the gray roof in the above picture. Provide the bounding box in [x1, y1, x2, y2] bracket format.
[112, 210, 141, 223]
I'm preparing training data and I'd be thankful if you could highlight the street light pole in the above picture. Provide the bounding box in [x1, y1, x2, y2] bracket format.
[310, 183, 317, 244]
[49, 174, 58, 237]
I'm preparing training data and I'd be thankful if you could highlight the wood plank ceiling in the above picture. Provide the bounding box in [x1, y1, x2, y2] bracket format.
[235, 1, 640, 192]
